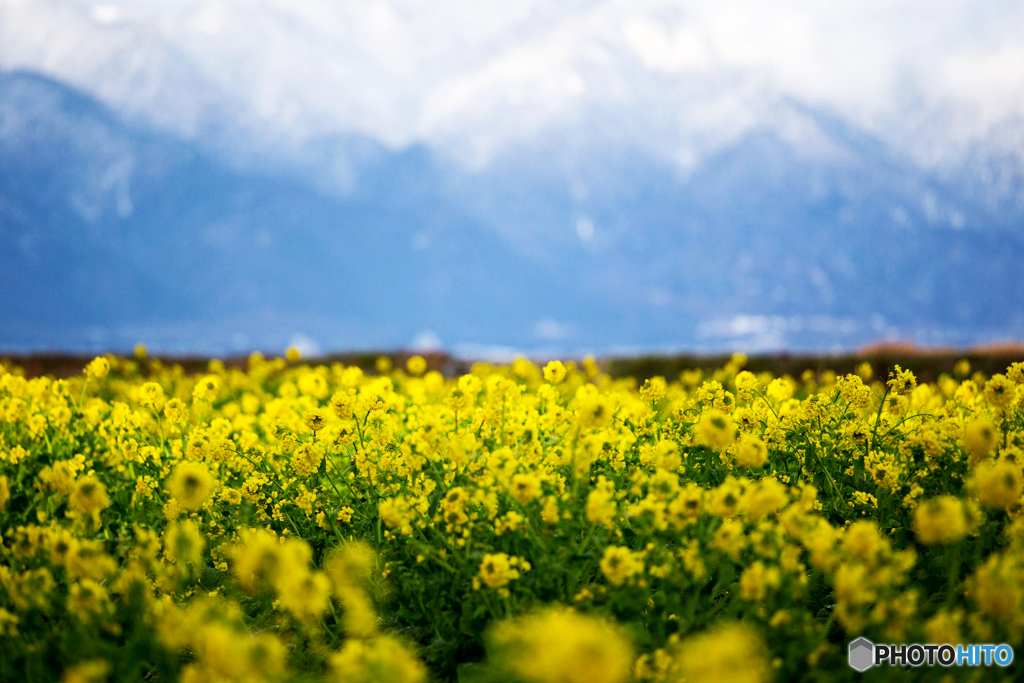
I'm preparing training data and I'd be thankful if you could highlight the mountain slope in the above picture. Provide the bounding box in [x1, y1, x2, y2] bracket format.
[3, 70, 1024, 354]
[0, 71, 568, 353]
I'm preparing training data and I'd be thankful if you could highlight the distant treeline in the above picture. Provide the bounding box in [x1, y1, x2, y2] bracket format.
[5, 344, 1024, 384]
[603, 345, 1024, 384]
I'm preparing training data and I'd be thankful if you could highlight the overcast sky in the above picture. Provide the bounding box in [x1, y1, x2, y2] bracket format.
[2, 0, 1023, 170]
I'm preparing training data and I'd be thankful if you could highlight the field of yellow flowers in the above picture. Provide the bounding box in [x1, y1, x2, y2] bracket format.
[1, 350, 1023, 682]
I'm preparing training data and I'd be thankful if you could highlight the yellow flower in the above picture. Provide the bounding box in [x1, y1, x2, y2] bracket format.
[713, 518, 747, 559]
[478, 553, 528, 588]
[739, 561, 781, 602]
[326, 541, 376, 591]
[542, 360, 566, 384]
[887, 365, 917, 395]
[330, 635, 427, 683]
[333, 365, 361, 388]
[925, 609, 965, 646]
[639, 376, 667, 402]
[707, 478, 745, 518]
[766, 377, 794, 402]
[741, 478, 787, 519]
[331, 389, 356, 420]
[67, 579, 112, 621]
[84, 357, 110, 382]
[457, 373, 482, 397]
[510, 472, 543, 505]
[600, 546, 643, 586]
[138, 381, 166, 410]
[0, 475, 8, 512]
[298, 371, 329, 399]
[163, 398, 189, 427]
[695, 409, 735, 449]
[445, 386, 471, 414]
[586, 478, 617, 525]
[836, 374, 871, 409]
[302, 407, 326, 433]
[576, 392, 611, 431]
[914, 496, 969, 545]
[65, 539, 117, 581]
[963, 418, 998, 460]
[192, 375, 220, 404]
[440, 487, 470, 527]
[968, 554, 1023, 624]
[278, 570, 331, 621]
[667, 485, 702, 528]
[734, 434, 768, 468]
[69, 476, 110, 518]
[734, 370, 759, 401]
[406, 355, 428, 376]
[670, 623, 770, 683]
[167, 461, 215, 511]
[541, 497, 560, 524]
[836, 521, 882, 563]
[379, 496, 416, 535]
[293, 441, 324, 477]
[246, 633, 287, 681]
[336, 585, 379, 637]
[0, 608, 17, 637]
[62, 659, 110, 683]
[971, 459, 1023, 509]
[9, 567, 55, 611]
[164, 520, 205, 566]
[295, 487, 317, 515]
[334, 424, 357, 448]
[187, 620, 250, 680]
[47, 527, 78, 564]
[490, 607, 633, 683]
[984, 374, 1016, 409]
[231, 529, 286, 594]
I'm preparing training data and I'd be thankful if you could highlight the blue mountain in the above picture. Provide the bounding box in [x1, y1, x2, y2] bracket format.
[2, 70, 1023, 355]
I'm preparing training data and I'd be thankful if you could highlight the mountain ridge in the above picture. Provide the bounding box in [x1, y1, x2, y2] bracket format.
[3, 69, 1024, 355]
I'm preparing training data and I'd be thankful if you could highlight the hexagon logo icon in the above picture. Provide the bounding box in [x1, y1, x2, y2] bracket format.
[848, 637, 875, 672]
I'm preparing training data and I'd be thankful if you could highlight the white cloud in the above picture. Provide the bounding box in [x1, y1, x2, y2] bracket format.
[534, 318, 575, 341]
[1, 0, 1022, 173]
[287, 332, 320, 357]
[410, 329, 443, 352]
[623, 19, 709, 72]
[575, 215, 595, 243]
[88, 4, 119, 23]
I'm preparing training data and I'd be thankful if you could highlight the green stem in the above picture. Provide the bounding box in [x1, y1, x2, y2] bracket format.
[869, 383, 891, 450]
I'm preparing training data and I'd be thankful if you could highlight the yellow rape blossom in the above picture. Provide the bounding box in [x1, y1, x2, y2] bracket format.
[695, 409, 735, 449]
[167, 461, 215, 511]
[84, 357, 110, 382]
[4, 352, 1024, 682]
[69, 476, 110, 518]
[600, 546, 644, 586]
[914, 496, 970, 545]
[477, 553, 530, 589]
[963, 418, 998, 460]
[330, 636, 427, 683]
[490, 608, 633, 683]
[971, 459, 1023, 509]
[542, 360, 566, 384]
[671, 623, 770, 683]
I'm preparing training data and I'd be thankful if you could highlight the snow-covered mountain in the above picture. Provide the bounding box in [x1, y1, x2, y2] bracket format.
[2, 0, 1024, 354]
[3, 69, 1024, 355]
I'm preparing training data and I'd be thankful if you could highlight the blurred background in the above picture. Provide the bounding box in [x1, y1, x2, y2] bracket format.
[2, 0, 1023, 359]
